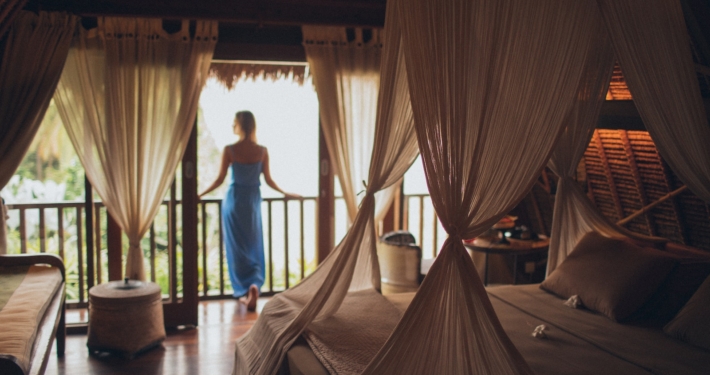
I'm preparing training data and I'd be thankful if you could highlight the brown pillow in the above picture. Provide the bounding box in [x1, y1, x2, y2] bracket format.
[624, 260, 710, 327]
[664, 276, 710, 351]
[540, 231, 676, 321]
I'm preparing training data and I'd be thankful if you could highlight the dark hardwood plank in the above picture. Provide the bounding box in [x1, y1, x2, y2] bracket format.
[46, 299, 265, 375]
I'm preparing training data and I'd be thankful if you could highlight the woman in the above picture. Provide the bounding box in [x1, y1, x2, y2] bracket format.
[199, 111, 299, 311]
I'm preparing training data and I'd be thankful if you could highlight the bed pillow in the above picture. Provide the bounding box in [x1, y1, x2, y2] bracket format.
[540, 231, 676, 321]
[664, 276, 710, 351]
[624, 259, 710, 327]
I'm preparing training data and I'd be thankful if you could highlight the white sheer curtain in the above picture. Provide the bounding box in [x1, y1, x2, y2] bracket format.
[363, 0, 608, 373]
[0, 11, 77, 254]
[303, 26, 397, 222]
[234, 9, 418, 374]
[597, 0, 710, 202]
[545, 26, 616, 275]
[54, 18, 217, 280]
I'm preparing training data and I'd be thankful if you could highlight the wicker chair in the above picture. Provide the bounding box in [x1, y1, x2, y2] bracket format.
[377, 231, 423, 294]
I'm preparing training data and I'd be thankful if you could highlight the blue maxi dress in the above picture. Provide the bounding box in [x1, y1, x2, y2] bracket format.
[222, 158, 265, 298]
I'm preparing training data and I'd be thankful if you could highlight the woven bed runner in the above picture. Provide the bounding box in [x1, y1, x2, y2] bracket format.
[303, 289, 403, 375]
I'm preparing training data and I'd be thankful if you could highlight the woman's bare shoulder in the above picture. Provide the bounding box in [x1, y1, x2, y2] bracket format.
[231, 142, 265, 163]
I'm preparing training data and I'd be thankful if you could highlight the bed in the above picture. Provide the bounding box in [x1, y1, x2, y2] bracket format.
[0, 254, 66, 375]
[285, 233, 710, 375]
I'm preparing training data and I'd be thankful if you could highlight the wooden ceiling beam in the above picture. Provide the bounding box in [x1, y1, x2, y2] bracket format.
[597, 99, 710, 131]
[30, 0, 386, 27]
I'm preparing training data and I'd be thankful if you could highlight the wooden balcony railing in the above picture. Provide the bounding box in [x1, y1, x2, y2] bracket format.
[3, 193, 441, 313]
[4, 197, 321, 306]
[198, 197, 319, 299]
[401, 194, 444, 258]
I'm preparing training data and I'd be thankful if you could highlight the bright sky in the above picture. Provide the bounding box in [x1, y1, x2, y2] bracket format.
[199, 77, 320, 198]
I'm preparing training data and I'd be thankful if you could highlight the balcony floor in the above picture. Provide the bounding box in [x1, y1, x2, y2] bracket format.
[46, 298, 267, 375]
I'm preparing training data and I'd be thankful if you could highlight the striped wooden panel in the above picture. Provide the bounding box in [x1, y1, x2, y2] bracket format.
[605, 63, 632, 101]
[583, 130, 710, 251]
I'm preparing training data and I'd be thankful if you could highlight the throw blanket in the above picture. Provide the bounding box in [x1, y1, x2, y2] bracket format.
[0, 265, 62, 374]
[303, 289, 403, 375]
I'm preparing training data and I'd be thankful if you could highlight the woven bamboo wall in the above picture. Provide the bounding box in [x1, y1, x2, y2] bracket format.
[606, 63, 633, 100]
[584, 129, 710, 251]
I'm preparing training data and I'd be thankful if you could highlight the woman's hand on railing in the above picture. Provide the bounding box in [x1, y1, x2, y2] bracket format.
[284, 193, 302, 200]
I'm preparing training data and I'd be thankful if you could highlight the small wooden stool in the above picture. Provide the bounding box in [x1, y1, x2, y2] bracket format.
[87, 279, 166, 359]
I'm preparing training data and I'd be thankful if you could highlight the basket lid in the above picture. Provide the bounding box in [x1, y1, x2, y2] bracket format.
[89, 278, 162, 305]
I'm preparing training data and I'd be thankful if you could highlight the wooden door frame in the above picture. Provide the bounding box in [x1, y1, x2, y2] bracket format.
[317, 120, 335, 263]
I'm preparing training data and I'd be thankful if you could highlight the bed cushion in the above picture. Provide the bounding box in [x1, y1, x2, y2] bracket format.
[541, 231, 676, 321]
[0, 265, 63, 374]
[625, 259, 710, 327]
[664, 276, 710, 351]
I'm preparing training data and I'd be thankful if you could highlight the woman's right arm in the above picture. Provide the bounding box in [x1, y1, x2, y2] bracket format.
[198, 146, 231, 197]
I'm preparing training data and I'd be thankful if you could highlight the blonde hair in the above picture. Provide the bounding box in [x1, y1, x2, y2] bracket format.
[235, 111, 257, 142]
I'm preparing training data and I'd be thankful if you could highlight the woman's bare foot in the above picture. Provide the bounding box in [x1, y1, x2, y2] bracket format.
[246, 284, 259, 311]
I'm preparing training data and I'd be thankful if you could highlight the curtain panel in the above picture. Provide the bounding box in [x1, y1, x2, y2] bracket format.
[363, 0, 610, 373]
[302, 26, 398, 222]
[0, 11, 77, 254]
[0, 0, 29, 39]
[54, 18, 217, 280]
[234, 9, 418, 375]
[597, 0, 710, 202]
[545, 25, 616, 275]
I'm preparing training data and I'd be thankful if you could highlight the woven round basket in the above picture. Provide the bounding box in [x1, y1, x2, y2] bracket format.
[87, 279, 166, 359]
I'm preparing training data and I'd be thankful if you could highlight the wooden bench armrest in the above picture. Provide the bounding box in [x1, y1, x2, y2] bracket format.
[0, 254, 65, 281]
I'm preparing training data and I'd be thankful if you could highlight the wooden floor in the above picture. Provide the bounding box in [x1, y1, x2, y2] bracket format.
[45, 298, 267, 375]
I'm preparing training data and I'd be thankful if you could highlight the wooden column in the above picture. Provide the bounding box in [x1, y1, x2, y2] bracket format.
[106, 210, 122, 281]
[180, 123, 199, 326]
[84, 176, 95, 289]
[317, 121, 334, 263]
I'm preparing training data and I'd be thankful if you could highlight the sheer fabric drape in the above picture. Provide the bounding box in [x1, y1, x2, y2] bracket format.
[545, 26, 616, 275]
[0, 0, 29, 38]
[597, 0, 710, 202]
[0, 11, 77, 254]
[302, 26, 397, 222]
[363, 0, 608, 373]
[53, 18, 217, 280]
[234, 10, 418, 375]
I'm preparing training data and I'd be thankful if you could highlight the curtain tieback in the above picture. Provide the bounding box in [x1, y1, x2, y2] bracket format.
[445, 230, 464, 245]
[361, 191, 376, 206]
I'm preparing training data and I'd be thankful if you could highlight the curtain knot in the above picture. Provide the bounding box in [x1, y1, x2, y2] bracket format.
[449, 224, 460, 234]
[362, 191, 376, 203]
[447, 227, 463, 242]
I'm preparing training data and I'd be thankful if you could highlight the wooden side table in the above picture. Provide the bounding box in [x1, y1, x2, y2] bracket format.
[463, 236, 550, 286]
[87, 279, 166, 359]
